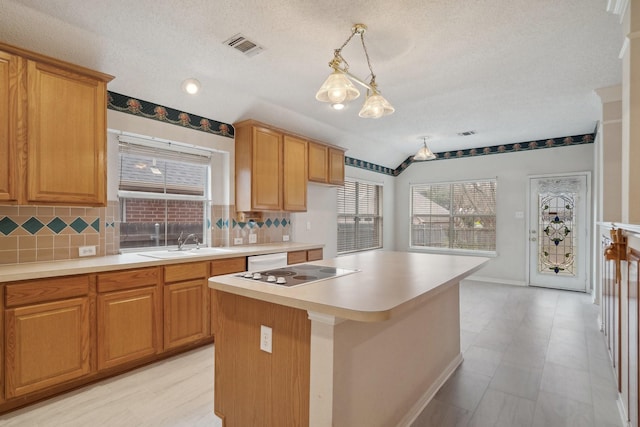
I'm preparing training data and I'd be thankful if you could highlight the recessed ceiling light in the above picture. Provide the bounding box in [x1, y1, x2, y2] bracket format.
[331, 103, 345, 110]
[181, 78, 201, 95]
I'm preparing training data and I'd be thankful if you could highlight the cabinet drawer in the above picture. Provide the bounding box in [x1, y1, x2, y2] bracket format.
[97, 267, 160, 293]
[307, 248, 323, 262]
[211, 257, 246, 275]
[5, 275, 90, 307]
[287, 251, 307, 265]
[164, 262, 209, 283]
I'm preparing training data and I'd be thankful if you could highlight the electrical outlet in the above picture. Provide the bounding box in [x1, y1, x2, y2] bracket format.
[249, 234, 257, 244]
[260, 325, 272, 353]
[78, 245, 96, 257]
[282, 235, 289, 242]
[234, 237, 243, 245]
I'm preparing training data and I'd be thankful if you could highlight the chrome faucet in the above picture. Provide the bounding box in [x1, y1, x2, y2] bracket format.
[177, 231, 200, 250]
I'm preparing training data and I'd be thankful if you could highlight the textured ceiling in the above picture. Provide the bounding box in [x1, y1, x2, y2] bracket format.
[0, 0, 624, 168]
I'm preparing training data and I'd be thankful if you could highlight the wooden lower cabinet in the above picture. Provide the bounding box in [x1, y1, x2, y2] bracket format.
[5, 297, 90, 398]
[97, 287, 160, 370]
[288, 248, 323, 265]
[96, 268, 162, 371]
[164, 262, 209, 350]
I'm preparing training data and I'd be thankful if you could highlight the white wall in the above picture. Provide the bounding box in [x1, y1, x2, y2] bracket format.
[394, 145, 595, 285]
[292, 165, 396, 259]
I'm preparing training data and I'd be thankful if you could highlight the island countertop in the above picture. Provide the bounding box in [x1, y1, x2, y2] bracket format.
[208, 250, 488, 322]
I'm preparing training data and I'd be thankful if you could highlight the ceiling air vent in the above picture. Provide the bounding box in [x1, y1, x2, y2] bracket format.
[457, 130, 476, 137]
[224, 33, 264, 57]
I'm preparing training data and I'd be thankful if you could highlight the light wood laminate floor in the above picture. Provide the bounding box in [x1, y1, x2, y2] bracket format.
[0, 282, 623, 427]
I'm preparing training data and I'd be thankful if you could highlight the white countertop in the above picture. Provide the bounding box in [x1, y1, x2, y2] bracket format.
[0, 242, 323, 283]
[208, 251, 489, 322]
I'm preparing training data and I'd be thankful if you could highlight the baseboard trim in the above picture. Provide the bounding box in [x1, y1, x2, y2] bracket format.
[464, 275, 527, 287]
[397, 353, 463, 427]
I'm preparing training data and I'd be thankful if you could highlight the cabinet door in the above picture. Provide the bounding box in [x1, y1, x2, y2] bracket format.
[5, 297, 90, 398]
[252, 126, 283, 210]
[164, 280, 209, 350]
[308, 141, 328, 183]
[328, 148, 345, 186]
[97, 286, 160, 370]
[0, 50, 22, 202]
[287, 250, 307, 265]
[283, 135, 307, 211]
[26, 60, 107, 205]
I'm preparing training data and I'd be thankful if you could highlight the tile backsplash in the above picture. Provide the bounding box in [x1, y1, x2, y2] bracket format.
[0, 202, 291, 266]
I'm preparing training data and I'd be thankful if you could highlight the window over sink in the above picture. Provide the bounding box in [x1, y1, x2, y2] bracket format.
[117, 135, 213, 250]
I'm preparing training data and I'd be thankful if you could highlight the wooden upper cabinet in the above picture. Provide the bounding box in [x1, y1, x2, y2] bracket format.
[235, 121, 283, 211]
[26, 61, 108, 206]
[0, 42, 113, 206]
[0, 50, 22, 203]
[308, 141, 328, 183]
[328, 147, 345, 186]
[283, 135, 307, 211]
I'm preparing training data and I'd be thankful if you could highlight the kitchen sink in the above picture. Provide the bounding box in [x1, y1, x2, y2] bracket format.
[138, 247, 235, 259]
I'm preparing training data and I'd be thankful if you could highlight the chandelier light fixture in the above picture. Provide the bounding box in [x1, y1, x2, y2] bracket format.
[413, 137, 436, 161]
[315, 24, 394, 118]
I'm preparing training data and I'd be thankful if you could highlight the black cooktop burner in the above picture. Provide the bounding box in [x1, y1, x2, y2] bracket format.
[236, 263, 359, 287]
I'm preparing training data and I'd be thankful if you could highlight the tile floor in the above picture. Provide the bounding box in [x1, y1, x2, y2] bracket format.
[0, 281, 624, 427]
[412, 281, 623, 427]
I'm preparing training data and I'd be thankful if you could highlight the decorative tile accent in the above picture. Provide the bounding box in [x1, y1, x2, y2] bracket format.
[0, 217, 19, 236]
[281, 219, 288, 227]
[265, 219, 273, 228]
[345, 131, 597, 177]
[69, 218, 89, 233]
[274, 219, 280, 227]
[22, 217, 45, 235]
[91, 218, 100, 232]
[107, 92, 234, 138]
[47, 218, 67, 234]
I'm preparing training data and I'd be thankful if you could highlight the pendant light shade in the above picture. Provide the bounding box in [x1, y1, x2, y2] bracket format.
[315, 70, 360, 103]
[358, 92, 395, 118]
[414, 138, 436, 161]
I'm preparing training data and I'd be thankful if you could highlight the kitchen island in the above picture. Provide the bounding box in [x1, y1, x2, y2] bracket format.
[209, 251, 488, 427]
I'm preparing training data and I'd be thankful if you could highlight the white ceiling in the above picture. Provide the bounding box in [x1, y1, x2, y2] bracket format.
[0, 0, 624, 168]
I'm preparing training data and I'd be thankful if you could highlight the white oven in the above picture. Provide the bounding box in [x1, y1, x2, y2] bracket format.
[246, 252, 288, 272]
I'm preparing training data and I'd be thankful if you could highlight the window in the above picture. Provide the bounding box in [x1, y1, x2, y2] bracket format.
[410, 179, 496, 253]
[118, 136, 212, 250]
[337, 179, 383, 254]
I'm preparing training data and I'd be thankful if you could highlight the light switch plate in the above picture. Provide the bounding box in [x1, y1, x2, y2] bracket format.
[249, 234, 257, 243]
[234, 237, 243, 245]
[282, 235, 289, 242]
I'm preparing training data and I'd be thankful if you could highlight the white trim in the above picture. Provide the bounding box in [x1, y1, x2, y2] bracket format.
[396, 353, 463, 427]
[307, 311, 345, 326]
[594, 84, 622, 103]
[117, 190, 209, 201]
[464, 275, 527, 287]
[620, 37, 629, 59]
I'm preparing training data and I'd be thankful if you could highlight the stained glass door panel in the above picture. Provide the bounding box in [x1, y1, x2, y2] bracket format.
[528, 175, 588, 291]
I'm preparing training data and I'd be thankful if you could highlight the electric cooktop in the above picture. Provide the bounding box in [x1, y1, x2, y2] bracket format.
[236, 263, 360, 287]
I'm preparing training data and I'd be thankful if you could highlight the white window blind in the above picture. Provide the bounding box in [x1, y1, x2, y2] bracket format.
[410, 179, 496, 253]
[337, 179, 383, 254]
[117, 136, 212, 250]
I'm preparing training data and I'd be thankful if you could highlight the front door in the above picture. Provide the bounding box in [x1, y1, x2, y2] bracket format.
[528, 174, 589, 292]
